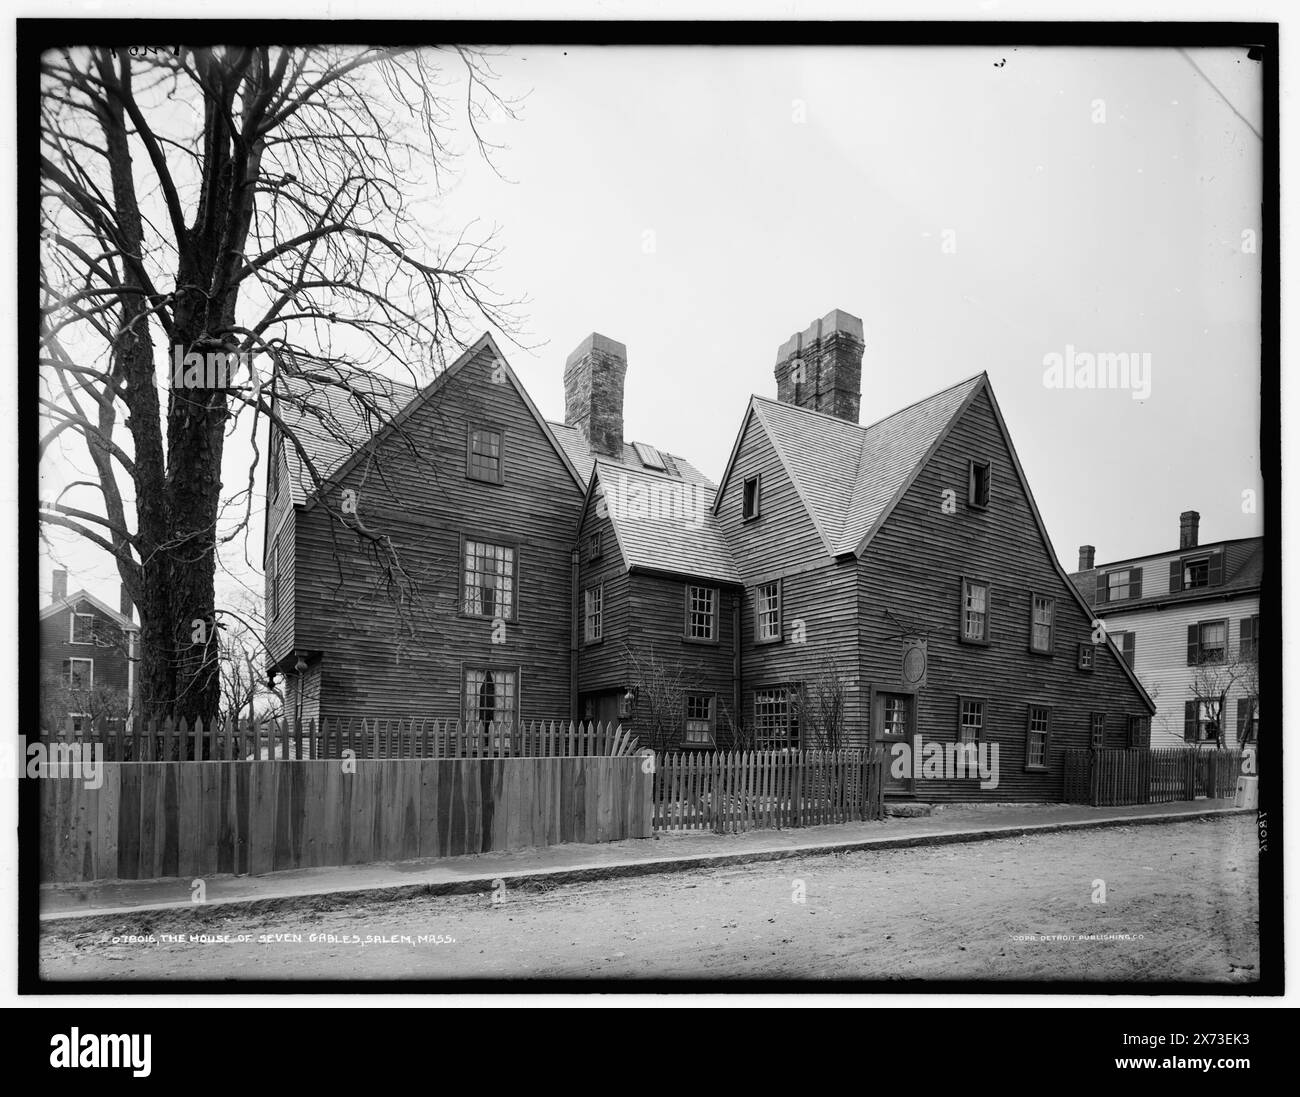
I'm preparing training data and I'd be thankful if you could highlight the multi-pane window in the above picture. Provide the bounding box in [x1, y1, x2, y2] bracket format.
[463, 540, 516, 619]
[464, 668, 518, 730]
[467, 426, 504, 483]
[755, 580, 781, 643]
[958, 698, 985, 744]
[1186, 700, 1219, 743]
[1077, 643, 1094, 671]
[1026, 706, 1050, 770]
[961, 579, 989, 642]
[686, 585, 717, 641]
[63, 658, 93, 690]
[1127, 715, 1151, 750]
[684, 694, 715, 746]
[1107, 570, 1135, 600]
[1090, 712, 1106, 750]
[588, 531, 602, 562]
[968, 460, 991, 508]
[584, 585, 603, 643]
[1240, 615, 1259, 661]
[1189, 620, 1227, 664]
[742, 475, 761, 521]
[1030, 595, 1054, 653]
[70, 612, 96, 645]
[270, 537, 280, 620]
[1109, 630, 1135, 667]
[1183, 557, 1209, 590]
[881, 695, 909, 737]
[755, 686, 799, 748]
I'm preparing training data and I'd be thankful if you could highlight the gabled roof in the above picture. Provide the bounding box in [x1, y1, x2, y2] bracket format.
[719, 374, 985, 557]
[40, 590, 138, 632]
[588, 461, 740, 585]
[549, 422, 714, 490]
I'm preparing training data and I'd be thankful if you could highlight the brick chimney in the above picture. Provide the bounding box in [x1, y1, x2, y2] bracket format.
[1078, 545, 1095, 571]
[120, 584, 133, 622]
[774, 308, 864, 424]
[51, 568, 67, 603]
[564, 333, 627, 459]
[1179, 510, 1200, 550]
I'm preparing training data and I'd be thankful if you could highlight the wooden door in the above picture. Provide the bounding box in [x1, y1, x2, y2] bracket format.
[874, 691, 915, 795]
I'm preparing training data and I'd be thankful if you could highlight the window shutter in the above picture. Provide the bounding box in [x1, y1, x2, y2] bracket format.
[1094, 573, 1108, 605]
[1239, 616, 1253, 652]
[1207, 551, 1224, 587]
[1169, 559, 1183, 593]
[1236, 698, 1248, 739]
[1184, 701, 1198, 742]
[1186, 624, 1200, 665]
[1122, 632, 1135, 667]
[1130, 567, 1143, 600]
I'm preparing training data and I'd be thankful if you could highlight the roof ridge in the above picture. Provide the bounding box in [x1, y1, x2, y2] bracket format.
[751, 371, 986, 435]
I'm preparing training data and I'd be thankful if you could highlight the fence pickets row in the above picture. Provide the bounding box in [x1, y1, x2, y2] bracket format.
[652, 749, 886, 834]
[39, 717, 637, 761]
[1063, 747, 1251, 806]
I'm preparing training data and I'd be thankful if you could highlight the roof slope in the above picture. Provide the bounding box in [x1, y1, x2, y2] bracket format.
[549, 422, 714, 490]
[746, 374, 985, 556]
[594, 461, 739, 584]
[1068, 537, 1264, 610]
[39, 590, 138, 632]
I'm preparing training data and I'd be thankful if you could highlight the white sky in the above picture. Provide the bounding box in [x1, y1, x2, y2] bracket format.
[39, 43, 1264, 607]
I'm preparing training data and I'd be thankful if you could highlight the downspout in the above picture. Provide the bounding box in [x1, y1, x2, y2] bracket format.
[570, 548, 580, 721]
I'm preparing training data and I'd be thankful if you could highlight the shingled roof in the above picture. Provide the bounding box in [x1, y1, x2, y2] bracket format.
[736, 373, 985, 557]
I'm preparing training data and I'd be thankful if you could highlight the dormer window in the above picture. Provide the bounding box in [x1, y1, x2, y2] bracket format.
[968, 460, 991, 509]
[742, 474, 761, 521]
[1183, 557, 1209, 590]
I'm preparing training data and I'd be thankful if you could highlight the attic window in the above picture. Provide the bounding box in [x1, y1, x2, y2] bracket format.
[742, 475, 761, 521]
[633, 442, 665, 470]
[1183, 557, 1209, 590]
[70, 612, 96, 645]
[968, 460, 991, 509]
[467, 425, 504, 484]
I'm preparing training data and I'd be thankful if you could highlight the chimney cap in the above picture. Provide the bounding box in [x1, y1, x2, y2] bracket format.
[777, 308, 864, 363]
[565, 332, 627, 367]
[1180, 509, 1200, 521]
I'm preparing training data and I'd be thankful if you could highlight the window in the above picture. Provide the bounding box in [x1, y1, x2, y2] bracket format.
[1127, 715, 1151, 750]
[742, 474, 761, 521]
[684, 694, 715, 746]
[968, 460, 991, 509]
[269, 536, 280, 620]
[881, 695, 909, 737]
[754, 686, 799, 748]
[1105, 568, 1142, 602]
[1182, 557, 1209, 590]
[1025, 706, 1050, 770]
[466, 425, 504, 484]
[1236, 699, 1258, 745]
[633, 441, 666, 470]
[464, 667, 519, 731]
[1077, 643, 1094, 671]
[1090, 712, 1106, 750]
[960, 578, 990, 643]
[685, 585, 717, 641]
[1109, 630, 1135, 667]
[755, 580, 782, 643]
[1184, 700, 1220, 744]
[1240, 615, 1259, 661]
[1029, 594, 1054, 653]
[588, 531, 603, 562]
[584, 585, 603, 643]
[1187, 620, 1227, 665]
[69, 714, 90, 736]
[70, 612, 96, 645]
[958, 698, 985, 744]
[63, 658, 93, 690]
[463, 540, 516, 619]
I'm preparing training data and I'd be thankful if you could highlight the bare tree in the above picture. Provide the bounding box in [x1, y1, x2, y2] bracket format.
[793, 654, 849, 750]
[1189, 641, 1256, 750]
[623, 642, 698, 754]
[39, 669, 131, 734]
[39, 45, 519, 720]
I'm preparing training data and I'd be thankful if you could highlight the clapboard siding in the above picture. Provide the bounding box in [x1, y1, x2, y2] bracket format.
[287, 344, 585, 722]
[1099, 596, 1260, 748]
[576, 489, 632, 693]
[40, 601, 132, 695]
[856, 386, 1153, 802]
[265, 504, 296, 668]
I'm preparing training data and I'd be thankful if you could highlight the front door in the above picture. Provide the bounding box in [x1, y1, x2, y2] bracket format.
[874, 691, 915, 795]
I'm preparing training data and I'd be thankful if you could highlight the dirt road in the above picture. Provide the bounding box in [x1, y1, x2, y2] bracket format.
[40, 816, 1258, 982]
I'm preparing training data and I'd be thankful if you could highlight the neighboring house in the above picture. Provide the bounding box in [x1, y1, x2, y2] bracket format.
[1068, 517, 1261, 750]
[271, 307, 1155, 801]
[39, 568, 139, 732]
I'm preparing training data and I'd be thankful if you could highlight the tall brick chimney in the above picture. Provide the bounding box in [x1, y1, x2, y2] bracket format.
[120, 584, 133, 622]
[1179, 510, 1200, 550]
[564, 333, 627, 459]
[51, 568, 67, 603]
[774, 308, 864, 424]
[1078, 545, 1095, 571]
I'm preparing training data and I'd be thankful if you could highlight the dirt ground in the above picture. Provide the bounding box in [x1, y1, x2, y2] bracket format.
[39, 816, 1258, 982]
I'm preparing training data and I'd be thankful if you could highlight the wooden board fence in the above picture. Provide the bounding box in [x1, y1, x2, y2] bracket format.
[36, 717, 636, 762]
[652, 749, 886, 833]
[1062, 748, 1251, 807]
[39, 756, 653, 884]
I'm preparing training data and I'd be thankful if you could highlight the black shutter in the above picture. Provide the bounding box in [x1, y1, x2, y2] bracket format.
[1184, 700, 1198, 742]
[1122, 632, 1135, 667]
[1207, 551, 1224, 587]
[1236, 698, 1248, 740]
[1094, 573, 1108, 605]
[1239, 616, 1255, 657]
[1187, 623, 1200, 665]
[1169, 559, 1183, 593]
[1130, 566, 1143, 600]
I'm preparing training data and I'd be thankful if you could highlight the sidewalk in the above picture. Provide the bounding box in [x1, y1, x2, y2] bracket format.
[40, 798, 1248, 925]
